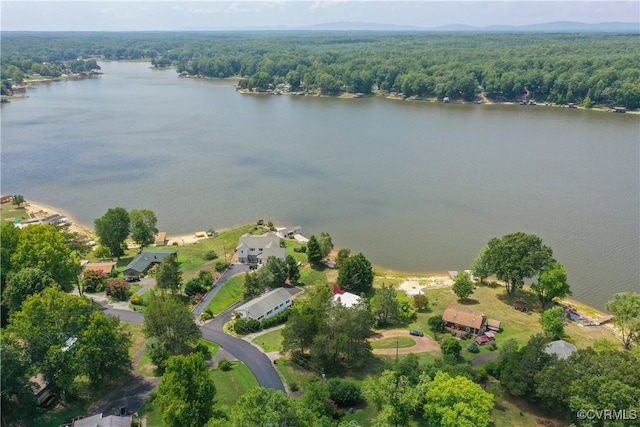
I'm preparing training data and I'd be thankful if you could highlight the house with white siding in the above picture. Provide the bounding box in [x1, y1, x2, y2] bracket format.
[236, 233, 285, 264]
[235, 288, 292, 321]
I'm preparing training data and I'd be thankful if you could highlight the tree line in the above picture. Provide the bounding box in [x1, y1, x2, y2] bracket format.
[2, 31, 639, 108]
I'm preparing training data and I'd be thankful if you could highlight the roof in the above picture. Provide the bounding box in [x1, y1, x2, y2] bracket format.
[236, 288, 292, 319]
[443, 305, 486, 330]
[155, 231, 167, 243]
[487, 319, 502, 328]
[544, 340, 577, 360]
[124, 249, 177, 274]
[257, 241, 286, 260]
[236, 232, 281, 250]
[83, 262, 116, 275]
[73, 414, 132, 427]
[332, 292, 362, 308]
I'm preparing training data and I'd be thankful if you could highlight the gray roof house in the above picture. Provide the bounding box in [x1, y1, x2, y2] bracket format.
[123, 249, 177, 277]
[235, 288, 292, 321]
[236, 233, 285, 263]
[72, 413, 132, 427]
[544, 339, 577, 359]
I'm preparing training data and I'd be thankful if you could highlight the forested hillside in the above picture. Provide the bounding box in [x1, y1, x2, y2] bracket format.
[2, 31, 639, 108]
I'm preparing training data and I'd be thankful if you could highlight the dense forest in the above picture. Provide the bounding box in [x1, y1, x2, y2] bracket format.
[1, 31, 639, 108]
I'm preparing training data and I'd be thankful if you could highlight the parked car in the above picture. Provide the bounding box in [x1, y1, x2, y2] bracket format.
[124, 276, 140, 282]
[409, 329, 424, 337]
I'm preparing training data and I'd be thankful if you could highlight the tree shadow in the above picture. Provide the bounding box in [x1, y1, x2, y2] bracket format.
[458, 298, 480, 306]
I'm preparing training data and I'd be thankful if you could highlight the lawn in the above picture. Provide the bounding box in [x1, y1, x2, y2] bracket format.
[251, 328, 284, 353]
[273, 357, 315, 392]
[210, 361, 259, 416]
[123, 322, 146, 357]
[371, 336, 416, 349]
[205, 273, 244, 315]
[0, 203, 29, 222]
[299, 267, 328, 287]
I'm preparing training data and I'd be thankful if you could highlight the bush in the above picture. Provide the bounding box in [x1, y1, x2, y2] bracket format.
[204, 251, 218, 261]
[289, 382, 299, 392]
[234, 318, 249, 334]
[218, 358, 232, 371]
[130, 293, 142, 305]
[294, 245, 307, 253]
[184, 278, 206, 296]
[105, 278, 131, 301]
[428, 315, 445, 333]
[441, 336, 462, 357]
[260, 308, 290, 329]
[327, 378, 362, 407]
[83, 270, 107, 293]
[487, 341, 498, 351]
[247, 319, 261, 332]
[467, 342, 480, 353]
[215, 261, 230, 272]
[146, 339, 170, 372]
[195, 342, 212, 360]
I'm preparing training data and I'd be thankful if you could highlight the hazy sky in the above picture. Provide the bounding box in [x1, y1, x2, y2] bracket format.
[2, 1, 638, 31]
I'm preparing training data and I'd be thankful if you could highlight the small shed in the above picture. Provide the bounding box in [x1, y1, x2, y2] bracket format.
[486, 319, 501, 332]
[155, 232, 167, 246]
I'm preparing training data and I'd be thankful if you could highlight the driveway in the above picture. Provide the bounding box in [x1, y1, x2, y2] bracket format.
[370, 329, 440, 355]
[192, 263, 250, 319]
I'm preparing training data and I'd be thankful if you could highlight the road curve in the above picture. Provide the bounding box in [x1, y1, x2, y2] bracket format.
[103, 307, 285, 391]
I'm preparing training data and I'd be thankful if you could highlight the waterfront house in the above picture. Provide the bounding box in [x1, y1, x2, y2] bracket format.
[236, 233, 285, 263]
[123, 249, 177, 277]
[235, 288, 292, 321]
[442, 305, 486, 336]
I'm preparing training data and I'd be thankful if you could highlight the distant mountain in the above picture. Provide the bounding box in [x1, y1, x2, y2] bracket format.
[302, 21, 425, 31]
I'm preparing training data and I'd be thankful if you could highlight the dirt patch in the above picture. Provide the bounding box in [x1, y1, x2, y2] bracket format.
[398, 275, 454, 296]
[370, 329, 440, 355]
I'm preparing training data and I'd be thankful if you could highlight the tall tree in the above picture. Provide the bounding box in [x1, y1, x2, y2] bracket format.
[3, 267, 58, 317]
[335, 248, 351, 268]
[0, 332, 37, 425]
[264, 256, 287, 287]
[452, 271, 474, 301]
[362, 370, 429, 427]
[156, 254, 182, 294]
[484, 232, 554, 295]
[539, 306, 565, 340]
[130, 209, 159, 250]
[605, 292, 640, 350]
[500, 334, 552, 397]
[76, 311, 132, 389]
[282, 285, 332, 355]
[0, 222, 21, 289]
[6, 288, 95, 397]
[470, 246, 491, 285]
[10, 224, 78, 291]
[423, 372, 494, 427]
[228, 387, 315, 427]
[156, 353, 216, 427]
[317, 231, 334, 258]
[370, 283, 400, 326]
[286, 254, 300, 284]
[94, 207, 130, 259]
[530, 261, 571, 309]
[337, 252, 373, 294]
[143, 293, 201, 361]
[242, 272, 264, 301]
[306, 235, 323, 266]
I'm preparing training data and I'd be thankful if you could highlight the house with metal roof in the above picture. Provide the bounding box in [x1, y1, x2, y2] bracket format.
[443, 305, 487, 336]
[235, 288, 292, 321]
[123, 249, 177, 278]
[544, 339, 577, 360]
[72, 413, 132, 427]
[236, 233, 285, 264]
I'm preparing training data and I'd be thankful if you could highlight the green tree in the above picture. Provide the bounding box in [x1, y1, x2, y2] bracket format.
[229, 387, 315, 427]
[12, 194, 25, 205]
[470, 246, 491, 285]
[335, 248, 351, 268]
[94, 207, 130, 259]
[371, 283, 400, 326]
[605, 292, 640, 350]
[3, 267, 58, 317]
[105, 278, 131, 301]
[299, 377, 333, 419]
[10, 224, 78, 291]
[143, 293, 201, 365]
[282, 287, 331, 355]
[264, 256, 287, 287]
[452, 271, 474, 301]
[500, 334, 552, 397]
[317, 231, 334, 258]
[81, 269, 107, 293]
[156, 353, 216, 427]
[6, 288, 95, 397]
[130, 209, 159, 250]
[412, 293, 429, 311]
[93, 245, 113, 260]
[286, 255, 300, 284]
[484, 232, 554, 295]
[0, 332, 37, 425]
[531, 261, 571, 309]
[0, 222, 22, 288]
[539, 306, 565, 340]
[76, 311, 132, 389]
[428, 314, 445, 334]
[306, 235, 323, 266]
[423, 372, 494, 427]
[337, 252, 373, 294]
[242, 272, 264, 301]
[156, 254, 182, 294]
[440, 336, 462, 358]
[362, 370, 428, 427]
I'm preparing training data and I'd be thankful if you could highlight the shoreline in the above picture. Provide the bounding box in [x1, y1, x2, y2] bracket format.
[11, 198, 615, 321]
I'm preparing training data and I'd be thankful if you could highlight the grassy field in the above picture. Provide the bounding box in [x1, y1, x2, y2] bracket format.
[371, 336, 416, 349]
[123, 322, 146, 357]
[210, 361, 259, 416]
[0, 203, 29, 222]
[252, 328, 284, 353]
[205, 273, 244, 315]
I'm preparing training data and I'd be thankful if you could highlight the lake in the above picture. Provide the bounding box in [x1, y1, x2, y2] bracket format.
[2, 61, 638, 309]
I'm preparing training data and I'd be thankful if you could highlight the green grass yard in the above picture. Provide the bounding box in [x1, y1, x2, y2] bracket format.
[205, 273, 244, 315]
[251, 328, 284, 353]
[370, 336, 416, 349]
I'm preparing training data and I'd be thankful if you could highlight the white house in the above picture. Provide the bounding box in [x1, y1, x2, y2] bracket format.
[276, 226, 302, 239]
[236, 233, 285, 263]
[235, 288, 293, 321]
[332, 291, 362, 308]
